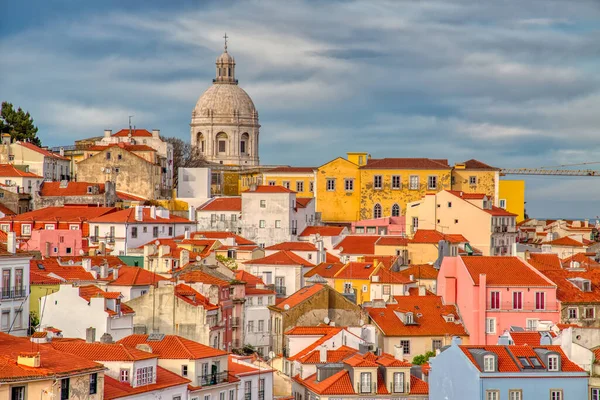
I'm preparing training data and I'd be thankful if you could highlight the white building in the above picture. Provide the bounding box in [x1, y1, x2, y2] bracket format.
[0, 233, 32, 337]
[0, 164, 44, 194]
[243, 286, 276, 357]
[88, 205, 196, 255]
[97, 128, 174, 191]
[196, 197, 241, 232]
[40, 284, 134, 341]
[243, 251, 315, 298]
[0, 135, 71, 181]
[229, 355, 274, 400]
[240, 186, 315, 248]
[298, 225, 349, 250]
[177, 167, 211, 206]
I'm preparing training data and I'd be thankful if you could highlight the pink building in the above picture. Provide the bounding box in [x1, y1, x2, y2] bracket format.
[438, 256, 559, 345]
[351, 216, 406, 235]
[23, 228, 84, 256]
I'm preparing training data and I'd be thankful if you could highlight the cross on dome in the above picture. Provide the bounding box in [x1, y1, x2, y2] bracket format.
[223, 32, 228, 52]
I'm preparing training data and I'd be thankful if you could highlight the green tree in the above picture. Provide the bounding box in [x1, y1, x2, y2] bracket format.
[412, 350, 435, 365]
[0, 102, 41, 146]
[216, 254, 238, 270]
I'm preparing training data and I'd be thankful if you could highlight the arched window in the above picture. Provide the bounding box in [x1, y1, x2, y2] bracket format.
[240, 132, 249, 155]
[373, 203, 382, 219]
[392, 203, 400, 217]
[197, 132, 205, 153]
[216, 132, 228, 154]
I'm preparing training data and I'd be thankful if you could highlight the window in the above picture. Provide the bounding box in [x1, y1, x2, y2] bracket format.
[548, 355, 559, 371]
[259, 220, 265, 228]
[21, 224, 31, 236]
[485, 390, 499, 400]
[512, 291, 523, 310]
[508, 390, 521, 400]
[60, 378, 69, 400]
[360, 372, 371, 393]
[432, 339, 443, 351]
[240, 140, 246, 154]
[592, 388, 600, 400]
[89, 373, 97, 395]
[282, 181, 290, 189]
[248, 320, 254, 332]
[568, 307, 578, 319]
[550, 389, 562, 400]
[469, 176, 477, 185]
[326, 178, 336, 191]
[218, 140, 226, 153]
[391, 203, 400, 217]
[428, 175, 437, 190]
[383, 285, 391, 295]
[412, 217, 418, 230]
[13, 309, 21, 329]
[409, 175, 419, 190]
[204, 396, 211, 400]
[309, 181, 314, 192]
[120, 369, 129, 382]
[486, 318, 496, 334]
[257, 296, 263, 306]
[275, 220, 281, 229]
[393, 371, 404, 393]
[490, 291, 500, 310]
[131, 227, 138, 238]
[268, 181, 275, 186]
[11, 386, 25, 400]
[153, 226, 159, 238]
[229, 390, 235, 400]
[373, 175, 382, 189]
[181, 365, 188, 376]
[244, 380, 252, 396]
[259, 378, 265, 399]
[136, 366, 154, 386]
[373, 203, 382, 219]
[169, 226, 173, 235]
[344, 178, 354, 191]
[400, 340, 410, 355]
[526, 319, 539, 330]
[535, 291, 545, 310]
[219, 392, 226, 400]
[483, 355, 495, 372]
[499, 199, 506, 209]
[584, 306, 595, 319]
[258, 320, 264, 332]
[1, 310, 9, 330]
[296, 181, 304, 192]
[106, 152, 111, 160]
[260, 200, 266, 208]
[391, 175, 401, 189]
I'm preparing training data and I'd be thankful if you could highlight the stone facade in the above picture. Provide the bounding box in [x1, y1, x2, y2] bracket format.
[191, 44, 260, 166]
[0, 186, 31, 214]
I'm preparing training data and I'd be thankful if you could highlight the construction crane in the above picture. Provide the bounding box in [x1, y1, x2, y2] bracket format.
[501, 162, 600, 177]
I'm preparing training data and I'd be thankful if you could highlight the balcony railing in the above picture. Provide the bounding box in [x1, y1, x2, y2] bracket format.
[244, 393, 251, 400]
[199, 371, 229, 387]
[275, 286, 286, 297]
[1, 286, 26, 299]
[258, 390, 265, 400]
[487, 301, 559, 312]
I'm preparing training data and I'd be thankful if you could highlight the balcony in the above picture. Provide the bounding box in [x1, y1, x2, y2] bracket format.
[258, 390, 265, 400]
[1, 286, 26, 299]
[199, 371, 229, 387]
[244, 393, 251, 400]
[487, 301, 559, 312]
[231, 317, 240, 328]
[274, 286, 286, 297]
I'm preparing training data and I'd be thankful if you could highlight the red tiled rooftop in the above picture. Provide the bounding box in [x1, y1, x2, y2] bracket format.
[562, 253, 600, 268]
[198, 197, 241, 212]
[273, 284, 325, 311]
[295, 197, 313, 209]
[335, 261, 380, 280]
[112, 128, 153, 137]
[510, 332, 546, 346]
[265, 242, 317, 251]
[86, 143, 156, 152]
[483, 206, 518, 217]
[299, 225, 346, 237]
[371, 267, 413, 284]
[539, 269, 600, 303]
[412, 230, 468, 244]
[49, 341, 157, 361]
[296, 345, 358, 364]
[0, 205, 117, 223]
[398, 264, 439, 280]
[243, 185, 295, 194]
[177, 270, 229, 287]
[362, 158, 450, 170]
[544, 236, 586, 248]
[293, 370, 355, 395]
[245, 250, 315, 267]
[104, 366, 190, 400]
[0, 164, 42, 178]
[527, 253, 563, 271]
[40, 182, 105, 197]
[117, 334, 228, 359]
[234, 270, 264, 286]
[188, 231, 256, 246]
[90, 207, 192, 224]
[265, 166, 315, 174]
[460, 256, 554, 287]
[459, 159, 498, 170]
[304, 262, 345, 279]
[245, 286, 276, 295]
[375, 236, 409, 246]
[174, 284, 218, 310]
[17, 141, 69, 160]
[446, 190, 487, 200]
[107, 266, 167, 286]
[333, 235, 380, 255]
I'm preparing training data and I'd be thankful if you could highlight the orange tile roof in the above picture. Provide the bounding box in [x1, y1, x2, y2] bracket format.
[483, 206, 518, 217]
[375, 236, 409, 246]
[371, 267, 413, 284]
[265, 166, 315, 173]
[30, 259, 95, 282]
[510, 332, 545, 346]
[89, 207, 191, 224]
[296, 345, 358, 364]
[234, 270, 264, 285]
[0, 333, 104, 381]
[0, 205, 116, 223]
[0, 164, 42, 178]
[174, 284, 218, 310]
[562, 253, 600, 268]
[412, 230, 468, 244]
[447, 190, 488, 200]
[40, 182, 106, 197]
[243, 185, 295, 193]
[296, 197, 313, 209]
[86, 143, 156, 152]
[527, 253, 563, 271]
[107, 266, 167, 286]
[544, 236, 586, 248]
[273, 284, 325, 310]
[398, 264, 439, 280]
[326, 252, 341, 263]
[366, 293, 467, 337]
[245, 250, 315, 267]
[460, 345, 584, 373]
[245, 287, 276, 295]
[343, 352, 379, 367]
[265, 242, 317, 251]
[362, 255, 398, 269]
[189, 231, 256, 246]
[304, 262, 345, 279]
[116, 191, 146, 201]
[335, 261, 380, 280]
[285, 325, 344, 336]
[299, 225, 346, 237]
[198, 197, 241, 211]
[104, 366, 190, 400]
[539, 269, 600, 303]
[410, 375, 430, 394]
[79, 285, 122, 301]
[362, 158, 450, 170]
[117, 334, 228, 359]
[16, 141, 69, 160]
[293, 370, 355, 395]
[459, 159, 498, 170]
[460, 256, 554, 287]
[334, 235, 380, 255]
[30, 270, 62, 285]
[112, 128, 153, 137]
[178, 270, 229, 287]
[49, 341, 157, 361]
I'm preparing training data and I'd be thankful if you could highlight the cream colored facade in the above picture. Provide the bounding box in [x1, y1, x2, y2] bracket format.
[0, 372, 104, 400]
[379, 334, 469, 362]
[0, 137, 71, 181]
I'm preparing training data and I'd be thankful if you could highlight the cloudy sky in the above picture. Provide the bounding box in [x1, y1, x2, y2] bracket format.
[2, 0, 600, 219]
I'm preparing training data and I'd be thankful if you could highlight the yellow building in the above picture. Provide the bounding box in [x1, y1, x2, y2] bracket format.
[332, 259, 384, 304]
[498, 179, 526, 222]
[359, 158, 452, 220]
[30, 277, 61, 318]
[316, 157, 362, 223]
[451, 159, 500, 200]
[262, 166, 315, 197]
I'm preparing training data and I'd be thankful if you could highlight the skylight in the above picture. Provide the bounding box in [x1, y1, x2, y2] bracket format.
[518, 357, 532, 368]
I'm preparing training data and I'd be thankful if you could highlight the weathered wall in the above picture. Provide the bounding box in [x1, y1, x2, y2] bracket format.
[451, 169, 497, 199]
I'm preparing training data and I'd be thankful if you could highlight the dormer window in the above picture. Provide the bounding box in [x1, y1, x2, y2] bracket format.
[444, 314, 455, 322]
[360, 372, 372, 393]
[548, 355, 559, 371]
[483, 355, 496, 372]
[406, 312, 414, 324]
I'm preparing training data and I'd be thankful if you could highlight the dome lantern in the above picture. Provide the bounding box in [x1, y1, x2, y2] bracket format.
[214, 33, 237, 84]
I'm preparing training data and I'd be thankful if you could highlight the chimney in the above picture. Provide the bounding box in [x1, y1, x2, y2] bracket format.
[17, 352, 41, 368]
[59, 147, 65, 157]
[82, 258, 92, 272]
[135, 206, 143, 221]
[394, 344, 404, 360]
[113, 266, 119, 280]
[451, 336, 462, 346]
[585, 219, 589, 228]
[104, 129, 112, 138]
[373, 258, 379, 268]
[418, 286, 426, 296]
[100, 332, 113, 344]
[100, 264, 108, 279]
[86, 327, 96, 343]
[409, 274, 415, 282]
[316, 240, 325, 264]
[319, 345, 327, 363]
[249, 184, 257, 192]
[188, 206, 196, 222]
[150, 206, 156, 219]
[180, 249, 190, 268]
[152, 129, 160, 138]
[7, 232, 16, 254]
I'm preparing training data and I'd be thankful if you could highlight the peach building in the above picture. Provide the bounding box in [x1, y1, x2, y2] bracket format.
[438, 256, 559, 345]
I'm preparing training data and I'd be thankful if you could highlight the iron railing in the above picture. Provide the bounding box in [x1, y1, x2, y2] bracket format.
[198, 371, 229, 387]
[487, 301, 559, 312]
[1, 286, 26, 299]
[275, 286, 286, 296]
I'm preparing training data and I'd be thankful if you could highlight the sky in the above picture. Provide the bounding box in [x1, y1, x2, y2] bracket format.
[1, 0, 600, 219]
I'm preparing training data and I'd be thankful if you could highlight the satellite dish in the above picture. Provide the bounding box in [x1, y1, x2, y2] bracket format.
[79, 249, 85, 256]
[195, 256, 201, 262]
[284, 304, 290, 310]
[154, 240, 160, 246]
[324, 317, 330, 324]
[268, 351, 275, 359]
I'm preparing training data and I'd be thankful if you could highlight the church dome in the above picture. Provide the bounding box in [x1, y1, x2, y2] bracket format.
[216, 51, 234, 64]
[193, 84, 257, 117]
